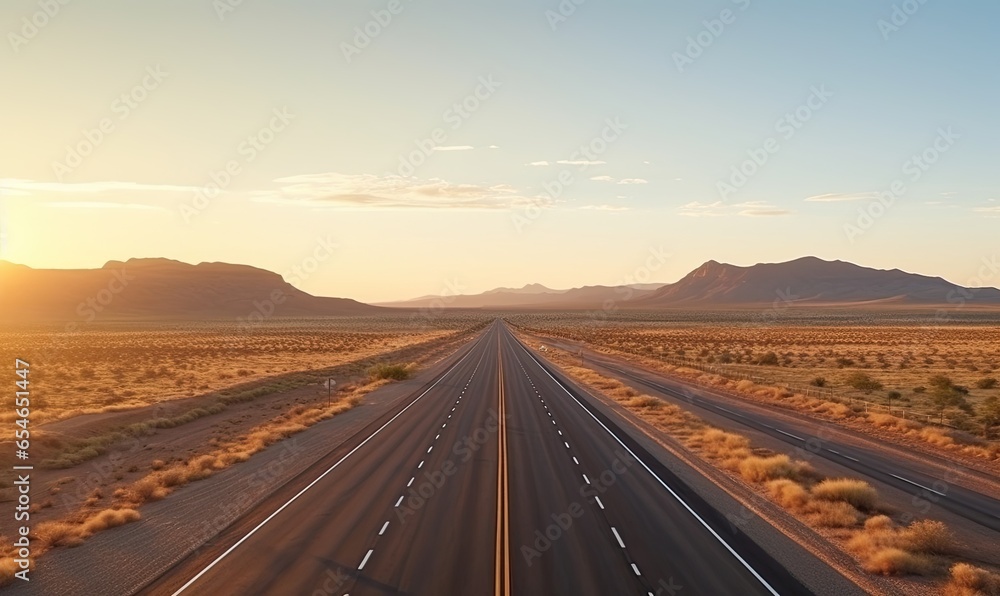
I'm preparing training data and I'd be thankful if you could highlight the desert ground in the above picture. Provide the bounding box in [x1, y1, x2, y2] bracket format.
[507, 310, 1000, 436]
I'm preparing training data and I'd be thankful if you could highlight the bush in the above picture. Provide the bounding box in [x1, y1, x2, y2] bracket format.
[810, 377, 827, 388]
[738, 454, 810, 483]
[846, 372, 883, 394]
[976, 377, 998, 390]
[945, 563, 1000, 596]
[766, 479, 809, 509]
[756, 352, 779, 366]
[368, 363, 413, 382]
[811, 478, 879, 511]
[862, 548, 934, 575]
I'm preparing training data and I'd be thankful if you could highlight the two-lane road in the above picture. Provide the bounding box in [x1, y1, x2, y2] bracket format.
[144, 321, 809, 595]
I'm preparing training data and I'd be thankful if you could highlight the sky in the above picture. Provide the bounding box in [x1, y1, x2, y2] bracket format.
[1, 0, 998, 302]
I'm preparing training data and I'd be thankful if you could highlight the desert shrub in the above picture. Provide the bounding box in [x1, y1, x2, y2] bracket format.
[976, 377, 998, 390]
[756, 352, 779, 366]
[805, 500, 861, 528]
[811, 478, 879, 511]
[766, 479, 809, 509]
[738, 454, 810, 483]
[899, 520, 955, 555]
[624, 395, 662, 409]
[810, 377, 827, 387]
[944, 563, 1000, 596]
[368, 363, 413, 381]
[862, 548, 934, 575]
[846, 372, 884, 394]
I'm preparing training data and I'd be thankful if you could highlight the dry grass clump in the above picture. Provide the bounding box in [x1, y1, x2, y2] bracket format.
[766, 479, 810, 508]
[867, 412, 917, 430]
[847, 517, 956, 575]
[34, 508, 141, 549]
[863, 548, 935, 575]
[944, 563, 1000, 596]
[0, 558, 19, 583]
[919, 427, 956, 447]
[623, 394, 661, 409]
[738, 454, 812, 483]
[367, 362, 416, 382]
[803, 500, 863, 528]
[613, 386, 641, 399]
[811, 478, 880, 511]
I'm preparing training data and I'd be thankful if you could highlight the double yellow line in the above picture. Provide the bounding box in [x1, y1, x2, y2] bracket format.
[495, 330, 510, 596]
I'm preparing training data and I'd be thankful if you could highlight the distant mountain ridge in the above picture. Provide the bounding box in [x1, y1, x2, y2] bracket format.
[380, 257, 1000, 309]
[0, 258, 381, 321]
[375, 283, 662, 309]
[637, 257, 1000, 306]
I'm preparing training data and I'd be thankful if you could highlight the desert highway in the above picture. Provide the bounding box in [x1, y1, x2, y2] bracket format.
[143, 321, 807, 595]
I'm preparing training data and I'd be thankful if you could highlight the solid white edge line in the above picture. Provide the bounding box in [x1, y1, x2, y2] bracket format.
[170, 326, 492, 595]
[515, 338, 781, 596]
[890, 473, 946, 497]
[775, 429, 804, 441]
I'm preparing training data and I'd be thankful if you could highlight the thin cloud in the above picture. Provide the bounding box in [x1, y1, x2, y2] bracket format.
[431, 145, 474, 152]
[679, 201, 792, 217]
[526, 161, 550, 167]
[556, 159, 606, 166]
[43, 201, 167, 211]
[0, 178, 199, 194]
[974, 206, 1000, 215]
[804, 192, 880, 202]
[589, 176, 647, 184]
[258, 172, 551, 211]
[580, 204, 629, 212]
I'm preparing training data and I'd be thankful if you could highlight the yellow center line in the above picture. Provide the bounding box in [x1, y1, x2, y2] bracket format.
[495, 329, 510, 596]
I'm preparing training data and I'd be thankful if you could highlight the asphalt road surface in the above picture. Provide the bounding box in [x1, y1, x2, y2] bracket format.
[144, 321, 807, 595]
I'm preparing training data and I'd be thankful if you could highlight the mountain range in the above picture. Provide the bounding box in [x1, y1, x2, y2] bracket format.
[382, 256, 1000, 309]
[2, 256, 998, 321]
[0, 258, 380, 321]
